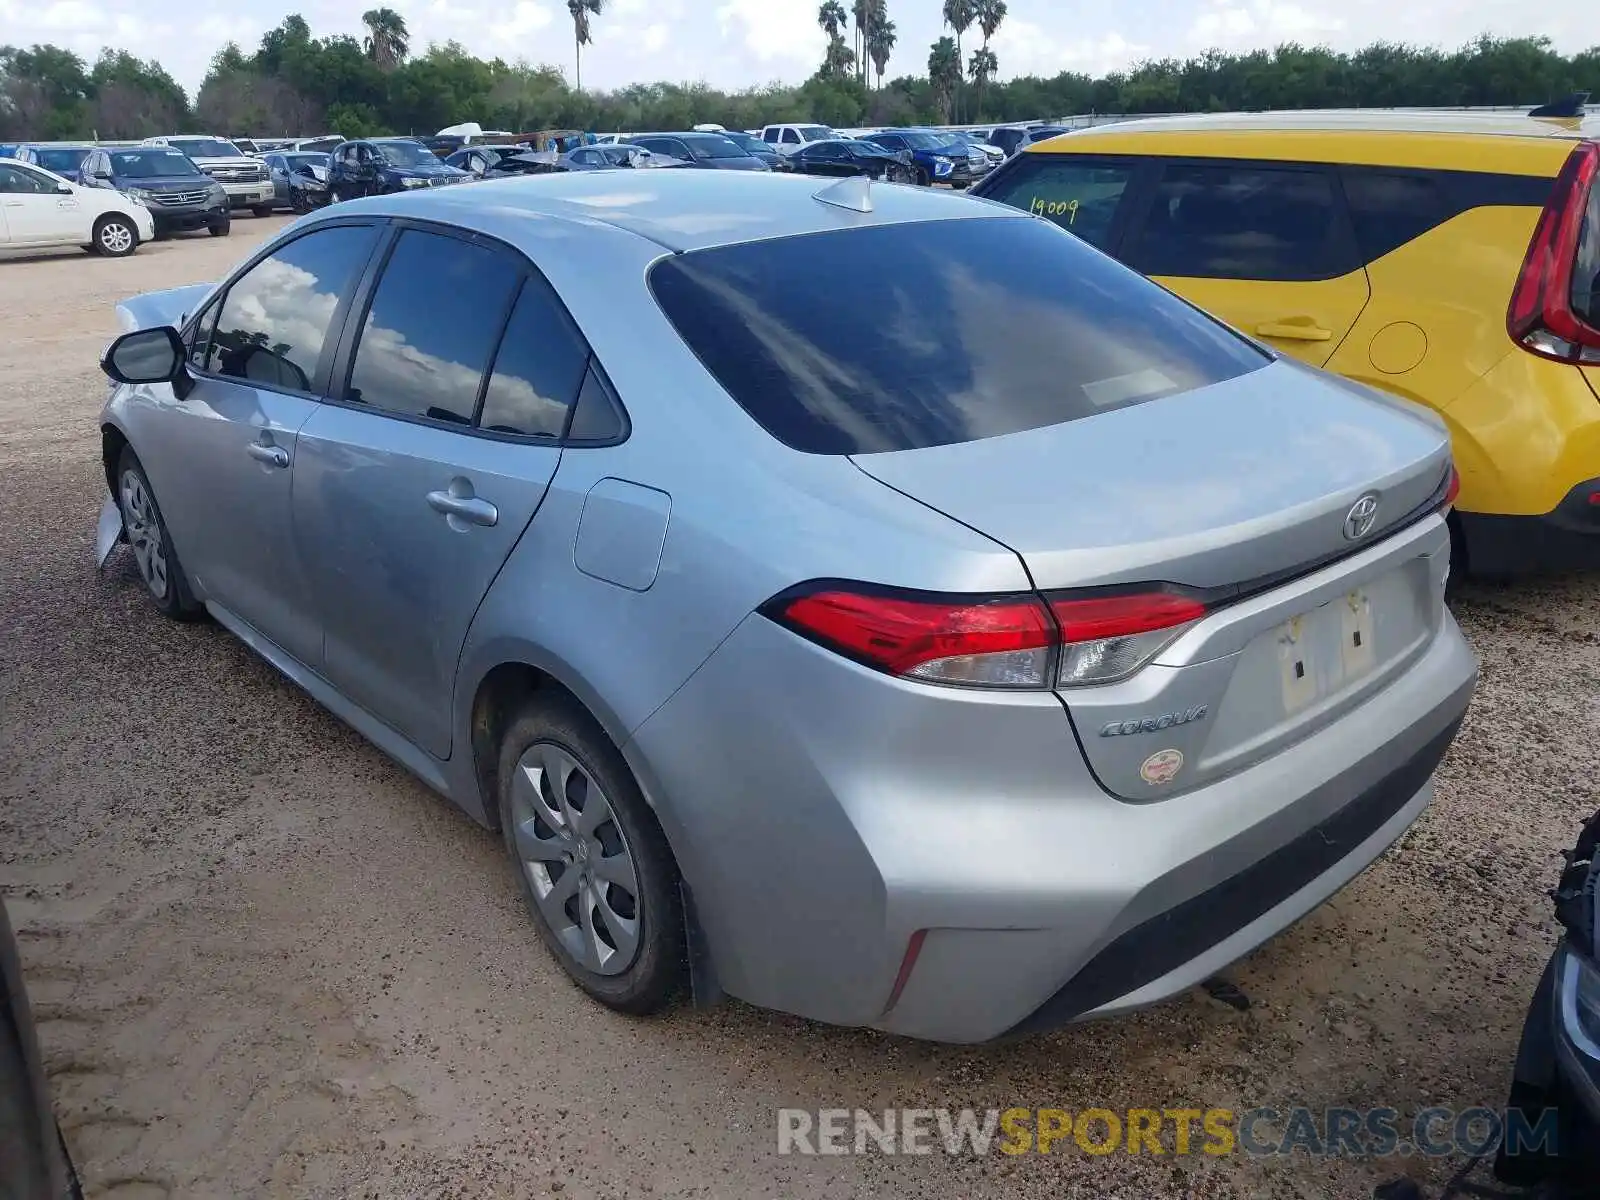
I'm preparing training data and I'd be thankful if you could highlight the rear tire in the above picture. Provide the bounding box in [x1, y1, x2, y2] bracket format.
[115, 448, 203, 621]
[91, 214, 138, 257]
[496, 693, 685, 1015]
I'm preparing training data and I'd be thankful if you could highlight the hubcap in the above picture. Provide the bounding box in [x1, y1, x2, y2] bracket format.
[118, 469, 169, 600]
[509, 742, 642, 976]
[101, 223, 133, 252]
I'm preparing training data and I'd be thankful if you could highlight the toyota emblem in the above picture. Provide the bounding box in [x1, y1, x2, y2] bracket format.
[1343, 492, 1381, 541]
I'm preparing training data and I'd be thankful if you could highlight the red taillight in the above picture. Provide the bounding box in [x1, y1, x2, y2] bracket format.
[1507, 140, 1600, 364]
[770, 584, 1208, 689]
[1443, 465, 1461, 510]
[778, 589, 1055, 687]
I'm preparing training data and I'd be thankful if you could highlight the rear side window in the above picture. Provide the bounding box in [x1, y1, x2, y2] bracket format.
[206, 223, 379, 391]
[978, 157, 1136, 249]
[478, 275, 591, 438]
[1127, 164, 1357, 282]
[1341, 171, 1449, 263]
[650, 217, 1268, 455]
[345, 229, 522, 425]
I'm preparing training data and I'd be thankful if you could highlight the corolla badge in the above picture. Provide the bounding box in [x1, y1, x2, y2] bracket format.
[1343, 492, 1381, 541]
[1100, 705, 1208, 737]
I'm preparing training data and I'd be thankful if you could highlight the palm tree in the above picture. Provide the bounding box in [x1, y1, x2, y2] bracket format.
[928, 36, 960, 122]
[867, 15, 896, 89]
[568, 0, 603, 93]
[361, 8, 410, 69]
[940, 0, 973, 121]
[968, 46, 997, 119]
[851, 0, 868, 86]
[817, 0, 847, 40]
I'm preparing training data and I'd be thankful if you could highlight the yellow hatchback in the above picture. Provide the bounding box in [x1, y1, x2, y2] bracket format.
[971, 111, 1600, 577]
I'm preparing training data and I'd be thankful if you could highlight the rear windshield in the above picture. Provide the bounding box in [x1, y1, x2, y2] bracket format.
[649, 217, 1268, 455]
[34, 147, 89, 173]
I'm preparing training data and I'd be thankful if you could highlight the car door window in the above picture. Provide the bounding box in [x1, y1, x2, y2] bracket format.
[477, 273, 591, 438]
[980, 157, 1137, 251]
[205, 223, 381, 391]
[781, 129, 800, 145]
[187, 301, 220, 367]
[0, 165, 51, 194]
[343, 228, 522, 426]
[762, 129, 778, 143]
[1340, 170, 1449, 263]
[1127, 163, 1357, 282]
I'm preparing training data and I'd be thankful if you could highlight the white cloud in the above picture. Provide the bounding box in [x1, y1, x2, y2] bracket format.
[1189, 0, 1343, 48]
[989, 22, 1155, 80]
[715, 0, 826, 70]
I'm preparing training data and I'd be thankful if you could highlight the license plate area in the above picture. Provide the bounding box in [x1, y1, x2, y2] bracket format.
[1276, 588, 1380, 714]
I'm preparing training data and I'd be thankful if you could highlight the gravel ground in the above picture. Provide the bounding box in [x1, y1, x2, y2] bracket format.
[2, 218, 1598, 1200]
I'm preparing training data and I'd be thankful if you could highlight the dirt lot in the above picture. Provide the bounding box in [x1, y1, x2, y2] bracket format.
[2, 218, 1599, 1200]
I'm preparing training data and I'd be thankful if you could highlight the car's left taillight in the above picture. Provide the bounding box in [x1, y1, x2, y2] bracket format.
[763, 583, 1209, 690]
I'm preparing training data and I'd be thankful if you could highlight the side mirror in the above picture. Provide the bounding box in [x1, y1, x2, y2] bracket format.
[102, 326, 186, 386]
[54, 183, 73, 195]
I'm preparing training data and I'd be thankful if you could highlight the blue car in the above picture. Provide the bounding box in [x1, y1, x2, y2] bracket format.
[11, 143, 93, 181]
[862, 129, 990, 187]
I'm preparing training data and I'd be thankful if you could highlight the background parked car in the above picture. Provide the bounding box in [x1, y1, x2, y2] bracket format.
[784, 138, 915, 181]
[758, 122, 839, 156]
[863, 129, 990, 186]
[327, 137, 469, 200]
[0, 155, 153, 255]
[446, 145, 550, 178]
[140, 135, 276, 215]
[715, 130, 782, 168]
[261, 151, 332, 213]
[562, 144, 680, 170]
[624, 132, 769, 170]
[970, 110, 1600, 578]
[79, 146, 231, 238]
[1, 898, 82, 1200]
[12, 142, 93, 180]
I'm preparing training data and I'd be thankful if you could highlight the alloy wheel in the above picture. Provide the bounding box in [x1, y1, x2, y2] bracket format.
[100, 221, 133, 254]
[118, 469, 169, 600]
[509, 741, 642, 976]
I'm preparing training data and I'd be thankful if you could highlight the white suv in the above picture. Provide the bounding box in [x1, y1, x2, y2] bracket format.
[758, 123, 839, 156]
[141, 136, 275, 215]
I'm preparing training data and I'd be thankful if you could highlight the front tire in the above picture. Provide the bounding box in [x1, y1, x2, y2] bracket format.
[251, 204, 274, 218]
[115, 449, 202, 621]
[92, 214, 138, 257]
[914, 167, 931, 187]
[497, 693, 685, 1015]
[208, 217, 231, 237]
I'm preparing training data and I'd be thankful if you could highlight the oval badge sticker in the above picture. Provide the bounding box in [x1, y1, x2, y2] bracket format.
[1140, 749, 1184, 786]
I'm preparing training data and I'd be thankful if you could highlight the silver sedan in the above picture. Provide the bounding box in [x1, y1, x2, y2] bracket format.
[94, 171, 1476, 1042]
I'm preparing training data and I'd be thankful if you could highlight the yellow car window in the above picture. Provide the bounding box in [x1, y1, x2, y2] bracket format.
[979, 159, 1136, 249]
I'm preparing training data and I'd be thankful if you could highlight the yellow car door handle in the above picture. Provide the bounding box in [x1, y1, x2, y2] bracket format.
[1256, 319, 1333, 341]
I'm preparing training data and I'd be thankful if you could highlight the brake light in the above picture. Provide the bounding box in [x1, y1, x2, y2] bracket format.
[767, 585, 1207, 689]
[1443, 465, 1461, 512]
[1507, 140, 1600, 364]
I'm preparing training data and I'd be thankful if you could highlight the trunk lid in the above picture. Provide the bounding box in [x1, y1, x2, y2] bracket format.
[851, 359, 1455, 800]
[849, 358, 1450, 593]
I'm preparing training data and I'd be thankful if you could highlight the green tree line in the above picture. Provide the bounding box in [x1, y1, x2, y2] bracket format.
[2, 14, 1596, 144]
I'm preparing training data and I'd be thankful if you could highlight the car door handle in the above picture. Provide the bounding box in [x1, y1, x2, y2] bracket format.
[426, 490, 498, 527]
[247, 442, 290, 468]
[1255, 319, 1333, 341]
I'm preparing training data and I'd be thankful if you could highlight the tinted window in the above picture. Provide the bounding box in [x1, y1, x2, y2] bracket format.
[781, 129, 800, 144]
[979, 157, 1135, 250]
[345, 230, 521, 425]
[1575, 181, 1600, 329]
[651, 217, 1267, 455]
[188, 301, 219, 367]
[1128, 164, 1357, 282]
[0, 165, 52, 194]
[34, 147, 88, 174]
[567, 368, 626, 442]
[206, 224, 380, 390]
[478, 275, 591, 438]
[1341, 170, 1449, 263]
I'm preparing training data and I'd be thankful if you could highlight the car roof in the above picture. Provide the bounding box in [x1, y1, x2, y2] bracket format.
[327, 167, 1013, 253]
[1031, 109, 1596, 173]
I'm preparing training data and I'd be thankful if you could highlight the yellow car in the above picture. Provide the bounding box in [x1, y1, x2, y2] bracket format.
[971, 111, 1600, 577]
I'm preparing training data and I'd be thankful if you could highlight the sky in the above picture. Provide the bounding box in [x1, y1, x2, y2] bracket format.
[0, 0, 1591, 102]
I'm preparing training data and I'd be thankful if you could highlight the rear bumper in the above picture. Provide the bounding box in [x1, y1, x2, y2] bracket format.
[1459, 477, 1600, 576]
[626, 600, 1477, 1043]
